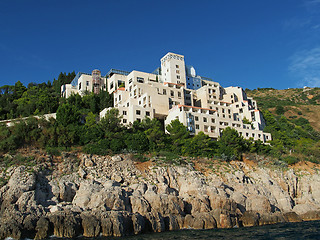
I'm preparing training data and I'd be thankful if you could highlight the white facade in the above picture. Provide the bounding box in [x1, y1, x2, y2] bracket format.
[61, 70, 107, 98]
[61, 53, 271, 142]
[98, 52, 272, 143]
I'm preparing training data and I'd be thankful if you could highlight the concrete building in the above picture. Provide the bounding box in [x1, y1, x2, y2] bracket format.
[61, 70, 106, 98]
[63, 52, 271, 143]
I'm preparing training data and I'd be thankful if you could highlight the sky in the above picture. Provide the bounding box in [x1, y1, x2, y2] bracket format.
[1, 0, 320, 90]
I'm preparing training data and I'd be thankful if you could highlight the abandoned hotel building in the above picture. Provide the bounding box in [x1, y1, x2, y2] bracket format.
[61, 52, 271, 143]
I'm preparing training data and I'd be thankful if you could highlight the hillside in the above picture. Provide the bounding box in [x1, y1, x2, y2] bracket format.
[246, 87, 320, 131]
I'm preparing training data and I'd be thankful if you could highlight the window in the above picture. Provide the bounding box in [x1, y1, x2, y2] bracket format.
[136, 118, 141, 122]
[79, 83, 81, 90]
[137, 77, 144, 83]
[123, 119, 127, 123]
[129, 78, 132, 84]
[86, 81, 89, 86]
[110, 83, 114, 89]
[146, 111, 150, 116]
[176, 70, 180, 74]
[196, 124, 199, 129]
[171, 90, 174, 97]
[163, 89, 166, 95]
[211, 118, 215, 123]
[195, 116, 199, 121]
[177, 75, 180, 79]
[136, 110, 141, 115]
[203, 117, 207, 122]
[123, 111, 127, 115]
[178, 92, 181, 98]
[176, 65, 179, 68]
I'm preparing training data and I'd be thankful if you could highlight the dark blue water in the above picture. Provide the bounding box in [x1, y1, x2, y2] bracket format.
[80, 220, 320, 240]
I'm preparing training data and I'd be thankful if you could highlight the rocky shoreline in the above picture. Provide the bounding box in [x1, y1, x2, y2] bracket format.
[1, 151, 320, 239]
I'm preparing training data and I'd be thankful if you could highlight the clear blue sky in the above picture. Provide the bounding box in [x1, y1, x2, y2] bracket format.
[1, 0, 320, 90]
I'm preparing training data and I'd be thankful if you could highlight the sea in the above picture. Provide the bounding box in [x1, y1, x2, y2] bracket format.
[48, 220, 320, 240]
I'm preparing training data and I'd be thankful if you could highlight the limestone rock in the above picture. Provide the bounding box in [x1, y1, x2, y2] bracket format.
[59, 181, 78, 202]
[300, 210, 320, 221]
[130, 195, 151, 215]
[240, 211, 260, 227]
[246, 195, 272, 213]
[145, 210, 165, 232]
[34, 217, 50, 240]
[132, 213, 145, 234]
[259, 213, 285, 226]
[81, 212, 101, 237]
[283, 212, 302, 223]
[49, 211, 81, 238]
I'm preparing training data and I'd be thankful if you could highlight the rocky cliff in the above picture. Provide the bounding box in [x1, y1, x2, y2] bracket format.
[1, 151, 320, 239]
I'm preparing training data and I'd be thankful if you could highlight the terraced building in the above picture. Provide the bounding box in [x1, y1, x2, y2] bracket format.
[63, 52, 271, 142]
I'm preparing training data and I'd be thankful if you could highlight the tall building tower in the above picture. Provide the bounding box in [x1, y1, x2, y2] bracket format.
[160, 52, 187, 85]
[92, 69, 102, 94]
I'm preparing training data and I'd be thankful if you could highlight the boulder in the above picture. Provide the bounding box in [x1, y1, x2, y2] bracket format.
[259, 213, 285, 226]
[283, 212, 302, 222]
[300, 211, 320, 221]
[59, 181, 78, 202]
[246, 195, 272, 213]
[130, 196, 151, 215]
[144, 193, 184, 216]
[240, 211, 259, 227]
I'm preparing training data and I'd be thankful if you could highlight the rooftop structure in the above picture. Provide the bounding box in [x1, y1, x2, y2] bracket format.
[61, 70, 107, 98]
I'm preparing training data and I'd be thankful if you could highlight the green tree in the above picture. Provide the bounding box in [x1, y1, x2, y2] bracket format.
[182, 131, 215, 157]
[166, 119, 190, 153]
[56, 103, 80, 127]
[218, 127, 247, 161]
[125, 132, 149, 153]
[13, 81, 26, 99]
[99, 108, 122, 134]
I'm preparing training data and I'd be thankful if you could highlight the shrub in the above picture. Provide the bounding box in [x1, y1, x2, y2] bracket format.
[276, 106, 285, 115]
[45, 147, 61, 156]
[281, 156, 299, 165]
[83, 139, 110, 155]
[132, 153, 148, 162]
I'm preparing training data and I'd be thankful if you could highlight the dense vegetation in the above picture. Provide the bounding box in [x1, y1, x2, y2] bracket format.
[0, 105, 270, 161]
[0, 72, 77, 120]
[247, 88, 320, 164]
[1, 76, 320, 165]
